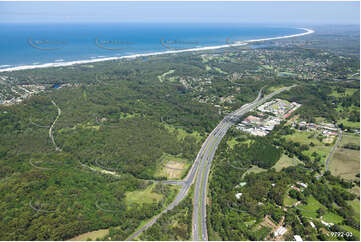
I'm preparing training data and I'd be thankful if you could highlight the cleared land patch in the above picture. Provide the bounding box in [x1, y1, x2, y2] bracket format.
[163, 160, 186, 179]
[125, 183, 163, 206]
[157, 69, 175, 82]
[70, 229, 109, 241]
[298, 196, 326, 219]
[323, 212, 343, 224]
[272, 154, 303, 171]
[154, 154, 191, 180]
[285, 130, 333, 165]
[284, 195, 298, 207]
[329, 135, 360, 180]
[241, 165, 266, 179]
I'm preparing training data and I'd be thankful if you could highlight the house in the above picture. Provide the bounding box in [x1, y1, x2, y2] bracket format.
[321, 220, 331, 227]
[294, 235, 303, 241]
[296, 182, 308, 188]
[274, 226, 287, 237]
[309, 221, 316, 229]
[290, 185, 301, 192]
[235, 193, 243, 199]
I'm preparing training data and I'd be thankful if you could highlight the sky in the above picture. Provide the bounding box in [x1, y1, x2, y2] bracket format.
[0, 1, 359, 25]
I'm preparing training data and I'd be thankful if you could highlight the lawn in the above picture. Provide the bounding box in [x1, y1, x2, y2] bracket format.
[341, 134, 360, 145]
[272, 154, 303, 171]
[337, 118, 360, 129]
[285, 130, 333, 165]
[323, 212, 343, 224]
[348, 199, 360, 221]
[125, 183, 163, 206]
[329, 135, 360, 180]
[284, 195, 298, 207]
[298, 196, 325, 219]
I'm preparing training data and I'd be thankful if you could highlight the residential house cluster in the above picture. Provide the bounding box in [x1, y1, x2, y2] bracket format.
[1, 84, 45, 105]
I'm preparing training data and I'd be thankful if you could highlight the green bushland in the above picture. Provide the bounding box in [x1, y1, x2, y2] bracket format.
[138, 186, 193, 241]
[0, 54, 230, 240]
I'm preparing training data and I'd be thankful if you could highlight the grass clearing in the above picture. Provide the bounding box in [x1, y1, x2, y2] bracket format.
[125, 183, 163, 206]
[226, 135, 250, 149]
[329, 135, 360, 180]
[337, 118, 360, 129]
[157, 69, 175, 82]
[284, 195, 298, 207]
[201, 55, 212, 63]
[227, 138, 239, 149]
[154, 153, 190, 179]
[241, 165, 266, 179]
[214, 67, 227, 74]
[119, 112, 138, 120]
[285, 130, 333, 165]
[163, 123, 203, 143]
[323, 212, 343, 224]
[69, 229, 109, 241]
[348, 199, 360, 220]
[265, 85, 286, 94]
[298, 196, 325, 219]
[261, 65, 273, 70]
[272, 154, 303, 171]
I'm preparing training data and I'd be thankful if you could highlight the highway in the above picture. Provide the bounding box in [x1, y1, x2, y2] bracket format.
[126, 85, 296, 241]
[192, 85, 297, 241]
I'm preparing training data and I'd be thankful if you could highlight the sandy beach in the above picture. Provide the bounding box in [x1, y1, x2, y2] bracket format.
[0, 28, 314, 73]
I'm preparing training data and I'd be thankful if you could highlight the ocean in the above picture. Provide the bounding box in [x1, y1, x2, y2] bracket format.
[0, 23, 304, 69]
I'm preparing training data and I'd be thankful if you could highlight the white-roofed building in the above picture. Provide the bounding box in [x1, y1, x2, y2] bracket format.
[321, 220, 331, 227]
[296, 182, 308, 188]
[274, 226, 287, 237]
[310, 221, 316, 229]
[294, 235, 303, 241]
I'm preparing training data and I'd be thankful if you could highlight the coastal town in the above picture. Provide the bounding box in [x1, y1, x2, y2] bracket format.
[0, 75, 76, 105]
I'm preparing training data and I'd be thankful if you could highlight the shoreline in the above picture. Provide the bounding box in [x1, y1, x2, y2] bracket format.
[0, 28, 314, 73]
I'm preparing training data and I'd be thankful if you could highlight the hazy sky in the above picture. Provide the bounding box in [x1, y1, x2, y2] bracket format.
[0, 1, 359, 25]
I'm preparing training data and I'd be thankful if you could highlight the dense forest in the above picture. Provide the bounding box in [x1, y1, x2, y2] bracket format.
[0, 53, 228, 240]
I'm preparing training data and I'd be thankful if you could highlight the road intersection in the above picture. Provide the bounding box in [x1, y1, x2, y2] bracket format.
[192, 85, 296, 240]
[127, 85, 296, 241]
